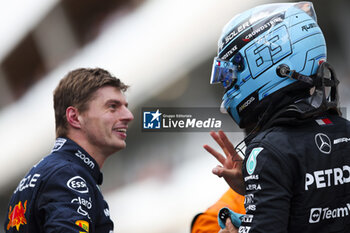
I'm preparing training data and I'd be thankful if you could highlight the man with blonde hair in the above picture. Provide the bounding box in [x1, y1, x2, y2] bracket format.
[5, 68, 134, 232]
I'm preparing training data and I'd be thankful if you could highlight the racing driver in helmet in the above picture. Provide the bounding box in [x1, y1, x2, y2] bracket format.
[205, 2, 350, 233]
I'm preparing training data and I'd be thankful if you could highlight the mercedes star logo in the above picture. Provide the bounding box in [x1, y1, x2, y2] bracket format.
[314, 133, 331, 154]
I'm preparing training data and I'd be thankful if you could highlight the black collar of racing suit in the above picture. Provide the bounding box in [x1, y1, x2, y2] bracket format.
[243, 100, 340, 146]
[51, 137, 103, 185]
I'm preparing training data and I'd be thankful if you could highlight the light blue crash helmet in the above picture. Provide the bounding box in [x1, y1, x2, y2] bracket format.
[210, 2, 327, 128]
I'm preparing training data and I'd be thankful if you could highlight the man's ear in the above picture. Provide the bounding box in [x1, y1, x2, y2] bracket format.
[66, 106, 82, 129]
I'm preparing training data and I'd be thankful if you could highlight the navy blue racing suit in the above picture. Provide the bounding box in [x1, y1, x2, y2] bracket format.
[239, 113, 350, 233]
[4, 138, 114, 233]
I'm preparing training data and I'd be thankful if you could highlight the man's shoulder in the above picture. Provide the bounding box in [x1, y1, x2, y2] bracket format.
[254, 114, 344, 142]
[250, 126, 292, 146]
[35, 152, 68, 170]
[248, 113, 350, 155]
[32, 151, 91, 181]
[246, 124, 307, 160]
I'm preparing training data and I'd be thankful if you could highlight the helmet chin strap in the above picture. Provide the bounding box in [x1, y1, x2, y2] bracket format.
[276, 62, 340, 115]
[235, 62, 341, 156]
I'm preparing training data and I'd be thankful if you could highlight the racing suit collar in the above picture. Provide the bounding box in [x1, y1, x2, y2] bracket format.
[51, 137, 103, 185]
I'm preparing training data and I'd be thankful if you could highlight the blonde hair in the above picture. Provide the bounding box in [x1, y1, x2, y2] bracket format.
[53, 68, 128, 137]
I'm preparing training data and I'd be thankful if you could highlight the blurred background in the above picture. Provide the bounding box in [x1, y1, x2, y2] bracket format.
[0, 0, 349, 232]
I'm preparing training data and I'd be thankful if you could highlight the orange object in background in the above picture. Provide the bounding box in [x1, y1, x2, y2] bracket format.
[191, 189, 245, 233]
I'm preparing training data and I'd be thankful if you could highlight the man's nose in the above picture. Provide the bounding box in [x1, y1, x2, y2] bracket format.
[121, 106, 134, 122]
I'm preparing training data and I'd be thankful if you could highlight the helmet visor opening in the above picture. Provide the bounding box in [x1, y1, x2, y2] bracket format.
[210, 57, 238, 88]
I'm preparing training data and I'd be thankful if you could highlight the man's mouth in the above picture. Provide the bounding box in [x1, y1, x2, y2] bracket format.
[113, 127, 128, 139]
[116, 128, 127, 133]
